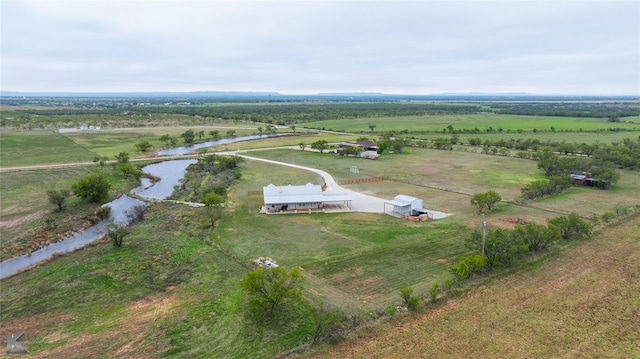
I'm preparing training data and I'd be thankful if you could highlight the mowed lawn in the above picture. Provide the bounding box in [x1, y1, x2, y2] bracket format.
[308, 215, 640, 359]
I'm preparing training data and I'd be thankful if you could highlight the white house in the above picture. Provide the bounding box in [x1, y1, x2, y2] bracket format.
[262, 183, 352, 213]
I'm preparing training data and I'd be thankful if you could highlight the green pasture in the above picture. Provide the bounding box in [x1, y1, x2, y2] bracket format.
[415, 131, 640, 145]
[245, 147, 544, 201]
[2, 130, 639, 357]
[302, 114, 640, 134]
[0, 130, 97, 167]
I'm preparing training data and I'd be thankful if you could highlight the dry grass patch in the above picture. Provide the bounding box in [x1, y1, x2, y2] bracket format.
[307, 216, 640, 358]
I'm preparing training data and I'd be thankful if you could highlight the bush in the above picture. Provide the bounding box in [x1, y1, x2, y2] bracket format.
[450, 254, 487, 280]
[398, 285, 422, 311]
[429, 282, 440, 304]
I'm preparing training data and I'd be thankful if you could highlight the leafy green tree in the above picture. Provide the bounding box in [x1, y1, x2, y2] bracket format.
[106, 223, 129, 247]
[290, 125, 296, 133]
[368, 124, 376, 133]
[209, 130, 220, 139]
[298, 142, 306, 150]
[181, 129, 195, 144]
[537, 150, 560, 176]
[240, 266, 304, 316]
[159, 134, 172, 145]
[119, 163, 142, 179]
[197, 130, 205, 140]
[115, 151, 130, 164]
[226, 129, 236, 138]
[513, 222, 558, 252]
[548, 213, 592, 241]
[311, 140, 329, 153]
[202, 192, 225, 227]
[135, 141, 152, 152]
[450, 254, 487, 280]
[390, 138, 407, 153]
[466, 228, 521, 267]
[72, 174, 113, 202]
[46, 188, 71, 211]
[470, 190, 502, 213]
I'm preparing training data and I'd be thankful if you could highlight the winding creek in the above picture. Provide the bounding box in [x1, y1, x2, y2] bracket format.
[0, 134, 289, 279]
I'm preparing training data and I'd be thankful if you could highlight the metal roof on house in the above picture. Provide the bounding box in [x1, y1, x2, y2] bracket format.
[263, 183, 352, 205]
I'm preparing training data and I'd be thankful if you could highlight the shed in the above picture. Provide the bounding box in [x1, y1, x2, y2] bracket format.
[384, 195, 428, 218]
[262, 183, 352, 213]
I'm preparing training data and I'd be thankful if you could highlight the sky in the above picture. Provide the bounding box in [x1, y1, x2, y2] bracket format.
[1, 0, 639, 95]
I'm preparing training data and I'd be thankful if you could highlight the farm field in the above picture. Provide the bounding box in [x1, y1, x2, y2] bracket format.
[0, 128, 352, 168]
[307, 214, 640, 359]
[302, 113, 640, 134]
[1, 101, 639, 357]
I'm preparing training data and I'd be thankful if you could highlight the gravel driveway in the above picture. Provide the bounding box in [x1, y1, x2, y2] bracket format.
[239, 154, 450, 219]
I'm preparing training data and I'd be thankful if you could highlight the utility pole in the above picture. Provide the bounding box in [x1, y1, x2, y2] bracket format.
[481, 212, 486, 257]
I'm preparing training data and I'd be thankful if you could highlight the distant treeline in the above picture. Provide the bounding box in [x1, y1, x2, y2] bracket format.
[2, 103, 483, 126]
[491, 102, 640, 119]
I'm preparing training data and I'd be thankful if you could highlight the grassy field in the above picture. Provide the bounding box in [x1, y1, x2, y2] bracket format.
[0, 130, 98, 167]
[307, 214, 640, 358]
[0, 164, 149, 260]
[0, 128, 356, 168]
[302, 113, 640, 134]
[2, 110, 639, 357]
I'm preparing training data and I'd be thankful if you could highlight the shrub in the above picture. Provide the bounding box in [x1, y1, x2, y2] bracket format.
[450, 254, 487, 280]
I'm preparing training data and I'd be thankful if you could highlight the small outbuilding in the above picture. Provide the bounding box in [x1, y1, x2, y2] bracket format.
[384, 194, 429, 218]
[262, 183, 352, 213]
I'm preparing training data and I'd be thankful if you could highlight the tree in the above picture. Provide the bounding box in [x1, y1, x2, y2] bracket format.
[115, 151, 130, 164]
[311, 305, 345, 344]
[181, 129, 195, 144]
[470, 190, 502, 213]
[466, 228, 522, 267]
[390, 138, 407, 153]
[548, 213, 592, 241]
[209, 130, 220, 140]
[226, 130, 236, 138]
[72, 174, 113, 202]
[159, 134, 172, 145]
[298, 142, 306, 150]
[46, 188, 71, 211]
[119, 163, 142, 179]
[513, 222, 557, 252]
[202, 192, 225, 227]
[135, 141, 152, 152]
[368, 124, 376, 133]
[106, 223, 130, 247]
[197, 130, 205, 140]
[290, 125, 296, 133]
[311, 140, 329, 153]
[239, 266, 304, 316]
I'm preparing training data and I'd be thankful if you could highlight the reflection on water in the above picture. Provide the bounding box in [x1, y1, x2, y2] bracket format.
[0, 159, 196, 279]
[157, 133, 292, 156]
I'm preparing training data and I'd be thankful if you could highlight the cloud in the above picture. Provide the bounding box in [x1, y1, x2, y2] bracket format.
[1, 0, 638, 94]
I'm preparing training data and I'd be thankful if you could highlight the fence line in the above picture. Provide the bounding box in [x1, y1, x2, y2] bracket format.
[337, 176, 388, 185]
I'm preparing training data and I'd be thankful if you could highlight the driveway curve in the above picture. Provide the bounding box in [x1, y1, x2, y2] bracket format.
[237, 154, 450, 219]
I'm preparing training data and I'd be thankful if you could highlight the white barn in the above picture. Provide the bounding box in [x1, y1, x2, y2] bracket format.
[384, 194, 429, 218]
[262, 183, 352, 213]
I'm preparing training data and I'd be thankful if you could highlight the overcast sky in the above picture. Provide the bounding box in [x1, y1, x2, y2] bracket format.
[1, 0, 639, 95]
